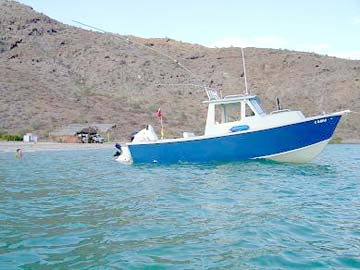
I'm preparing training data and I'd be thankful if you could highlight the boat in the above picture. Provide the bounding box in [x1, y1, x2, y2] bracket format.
[114, 48, 349, 164]
[69, 23, 349, 165]
[114, 86, 349, 164]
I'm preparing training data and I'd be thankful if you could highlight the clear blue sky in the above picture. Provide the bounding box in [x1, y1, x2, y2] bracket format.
[18, 0, 360, 59]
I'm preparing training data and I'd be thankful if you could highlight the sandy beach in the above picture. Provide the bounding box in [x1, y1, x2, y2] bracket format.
[0, 141, 115, 153]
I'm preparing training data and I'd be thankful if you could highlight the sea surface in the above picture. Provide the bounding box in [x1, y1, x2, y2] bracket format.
[0, 145, 359, 270]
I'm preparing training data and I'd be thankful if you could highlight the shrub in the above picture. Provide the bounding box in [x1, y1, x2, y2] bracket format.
[0, 134, 23, 141]
[330, 137, 342, 144]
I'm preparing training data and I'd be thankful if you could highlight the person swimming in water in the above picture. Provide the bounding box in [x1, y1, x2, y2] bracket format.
[15, 148, 23, 158]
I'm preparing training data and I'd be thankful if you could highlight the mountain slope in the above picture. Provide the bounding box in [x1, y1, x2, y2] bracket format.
[1, 0, 359, 142]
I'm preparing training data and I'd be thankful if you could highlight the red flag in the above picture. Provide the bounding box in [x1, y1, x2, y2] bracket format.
[157, 107, 162, 118]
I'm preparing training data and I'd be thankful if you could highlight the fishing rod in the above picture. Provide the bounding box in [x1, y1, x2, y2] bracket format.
[72, 20, 206, 90]
[153, 83, 212, 95]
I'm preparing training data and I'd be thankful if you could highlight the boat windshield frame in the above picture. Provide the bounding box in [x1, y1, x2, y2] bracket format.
[249, 97, 266, 116]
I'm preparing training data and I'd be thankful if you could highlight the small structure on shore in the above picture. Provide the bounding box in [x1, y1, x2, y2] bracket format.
[23, 133, 38, 143]
[49, 123, 116, 143]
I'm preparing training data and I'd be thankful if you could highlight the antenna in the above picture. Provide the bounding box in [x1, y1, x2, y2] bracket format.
[276, 97, 282, 110]
[241, 47, 249, 95]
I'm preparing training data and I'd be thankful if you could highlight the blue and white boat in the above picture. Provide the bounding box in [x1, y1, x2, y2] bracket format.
[115, 87, 349, 164]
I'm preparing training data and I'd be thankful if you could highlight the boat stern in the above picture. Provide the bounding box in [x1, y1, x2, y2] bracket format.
[114, 145, 133, 164]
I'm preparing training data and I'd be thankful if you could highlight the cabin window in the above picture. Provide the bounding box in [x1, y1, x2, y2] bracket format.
[245, 104, 255, 117]
[249, 98, 266, 115]
[215, 105, 223, 124]
[215, 103, 241, 123]
[225, 104, 242, 122]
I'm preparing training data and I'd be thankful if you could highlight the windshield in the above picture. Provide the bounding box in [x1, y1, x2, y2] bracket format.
[215, 103, 241, 123]
[249, 98, 266, 115]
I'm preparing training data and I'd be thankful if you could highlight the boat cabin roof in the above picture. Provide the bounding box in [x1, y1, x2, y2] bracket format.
[203, 94, 257, 105]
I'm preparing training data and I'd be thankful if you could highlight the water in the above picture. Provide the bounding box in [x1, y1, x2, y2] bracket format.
[0, 145, 359, 269]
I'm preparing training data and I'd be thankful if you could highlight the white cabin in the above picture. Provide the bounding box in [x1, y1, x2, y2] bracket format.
[203, 90, 305, 136]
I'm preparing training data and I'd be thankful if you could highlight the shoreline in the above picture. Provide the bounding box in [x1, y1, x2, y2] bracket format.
[0, 141, 117, 153]
[337, 139, 360, 144]
[0, 140, 360, 153]
[0, 140, 359, 154]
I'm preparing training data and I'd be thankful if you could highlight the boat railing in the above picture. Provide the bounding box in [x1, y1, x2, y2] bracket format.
[205, 87, 220, 100]
[270, 109, 291, 114]
[224, 94, 246, 99]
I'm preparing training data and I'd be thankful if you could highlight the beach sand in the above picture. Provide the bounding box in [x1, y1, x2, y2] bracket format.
[0, 141, 115, 153]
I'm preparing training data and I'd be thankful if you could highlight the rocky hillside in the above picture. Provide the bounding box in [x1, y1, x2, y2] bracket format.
[1, 0, 359, 142]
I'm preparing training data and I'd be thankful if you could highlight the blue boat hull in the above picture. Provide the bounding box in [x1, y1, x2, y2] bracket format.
[128, 115, 341, 164]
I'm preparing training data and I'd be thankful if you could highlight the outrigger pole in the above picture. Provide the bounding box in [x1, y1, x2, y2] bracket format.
[72, 20, 205, 88]
[241, 47, 249, 95]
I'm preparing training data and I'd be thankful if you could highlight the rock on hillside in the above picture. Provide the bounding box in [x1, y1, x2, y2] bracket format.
[1, 0, 359, 142]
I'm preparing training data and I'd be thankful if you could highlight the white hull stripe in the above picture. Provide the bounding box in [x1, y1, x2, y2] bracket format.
[255, 139, 331, 163]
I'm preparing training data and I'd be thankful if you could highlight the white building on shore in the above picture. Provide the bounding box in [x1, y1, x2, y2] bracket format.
[23, 133, 38, 143]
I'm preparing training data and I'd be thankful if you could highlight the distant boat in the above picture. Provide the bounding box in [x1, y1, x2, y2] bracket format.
[115, 87, 349, 164]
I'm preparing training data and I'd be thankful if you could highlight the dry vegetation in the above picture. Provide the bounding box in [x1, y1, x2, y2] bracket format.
[1, 0, 359, 142]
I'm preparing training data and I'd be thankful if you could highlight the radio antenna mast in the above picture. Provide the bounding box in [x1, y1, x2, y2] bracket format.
[241, 47, 249, 95]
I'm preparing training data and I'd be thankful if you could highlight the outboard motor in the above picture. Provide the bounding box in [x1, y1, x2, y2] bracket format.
[113, 143, 122, 157]
[114, 125, 157, 164]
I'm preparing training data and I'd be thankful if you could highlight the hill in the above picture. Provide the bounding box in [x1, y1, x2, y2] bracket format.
[1, 0, 359, 142]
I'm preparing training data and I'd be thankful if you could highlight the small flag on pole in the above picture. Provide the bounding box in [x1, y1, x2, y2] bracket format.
[157, 107, 164, 139]
[157, 107, 162, 118]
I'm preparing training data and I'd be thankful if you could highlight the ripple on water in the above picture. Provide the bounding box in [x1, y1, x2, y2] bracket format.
[0, 145, 359, 269]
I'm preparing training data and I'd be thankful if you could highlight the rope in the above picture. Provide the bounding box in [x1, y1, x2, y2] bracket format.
[72, 20, 206, 88]
[155, 83, 205, 90]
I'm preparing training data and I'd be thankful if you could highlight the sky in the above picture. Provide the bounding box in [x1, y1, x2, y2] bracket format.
[18, 0, 360, 60]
